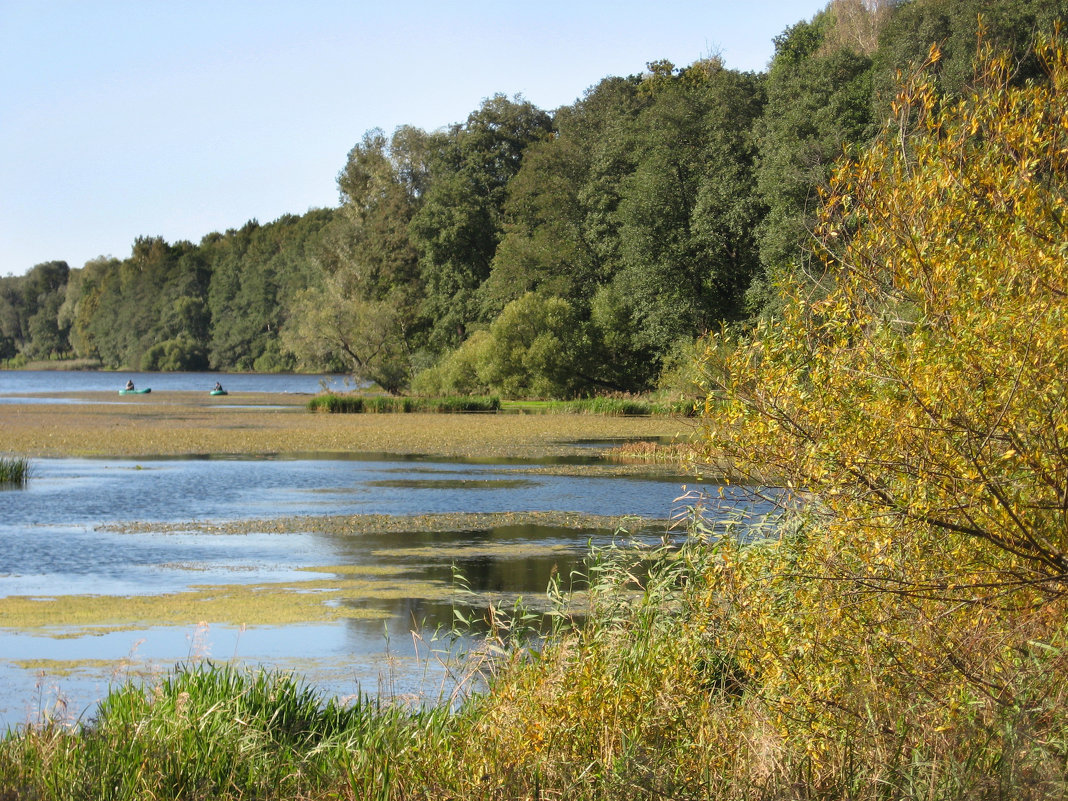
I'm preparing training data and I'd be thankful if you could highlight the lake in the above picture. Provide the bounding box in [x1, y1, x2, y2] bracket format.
[0, 370, 352, 399]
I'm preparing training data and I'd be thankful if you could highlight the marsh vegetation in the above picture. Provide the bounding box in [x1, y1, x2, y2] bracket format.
[0, 457, 28, 487]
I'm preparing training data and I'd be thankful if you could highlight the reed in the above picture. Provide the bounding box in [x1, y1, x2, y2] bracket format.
[603, 439, 696, 465]
[0, 662, 447, 800]
[307, 393, 501, 414]
[0, 456, 29, 486]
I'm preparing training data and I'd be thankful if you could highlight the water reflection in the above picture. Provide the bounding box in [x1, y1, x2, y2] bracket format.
[0, 457, 687, 529]
[0, 454, 768, 729]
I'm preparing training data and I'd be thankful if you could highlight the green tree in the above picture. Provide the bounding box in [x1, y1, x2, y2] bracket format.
[411, 95, 552, 351]
[481, 76, 646, 317]
[871, 0, 1068, 111]
[282, 276, 411, 394]
[289, 126, 434, 389]
[205, 211, 334, 371]
[476, 292, 586, 399]
[0, 261, 72, 359]
[753, 8, 878, 290]
[614, 58, 765, 359]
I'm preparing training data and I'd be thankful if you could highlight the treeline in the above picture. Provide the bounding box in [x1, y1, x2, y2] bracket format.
[2, 0, 1063, 397]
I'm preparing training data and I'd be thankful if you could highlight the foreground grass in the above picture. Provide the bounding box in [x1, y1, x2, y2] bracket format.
[0, 662, 451, 800]
[5, 519, 1065, 800]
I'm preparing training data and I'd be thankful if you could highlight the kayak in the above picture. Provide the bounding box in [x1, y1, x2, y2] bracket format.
[210, 389, 228, 396]
[119, 388, 151, 395]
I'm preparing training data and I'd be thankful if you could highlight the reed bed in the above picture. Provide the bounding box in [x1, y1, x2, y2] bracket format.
[540, 397, 696, 416]
[507, 397, 697, 416]
[0, 662, 452, 800]
[0, 456, 29, 486]
[308, 394, 501, 414]
[308, 394, 696, 417]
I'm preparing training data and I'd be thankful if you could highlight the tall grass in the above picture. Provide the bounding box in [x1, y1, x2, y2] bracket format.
[307, 393, 501, 414]
[0, 456, 29, 486]
[307, 393, 695, 416]
[0, 662, 454, 800]
[505, 397, 697, 416]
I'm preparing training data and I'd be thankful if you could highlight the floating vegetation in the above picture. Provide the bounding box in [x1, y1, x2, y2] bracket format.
[0, 395, 678, 460]
[0, 456, 29, 487]
[365, 478, 537, 490]
[0, 575, 449, 632]
[97, 510, 665, 537]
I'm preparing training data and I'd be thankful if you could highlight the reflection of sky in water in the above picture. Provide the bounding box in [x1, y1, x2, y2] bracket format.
[0, 456, 772, 729]
[0, 370, 350, 396]
[0, 622, 462, 729]
[0, 457, 694, 525]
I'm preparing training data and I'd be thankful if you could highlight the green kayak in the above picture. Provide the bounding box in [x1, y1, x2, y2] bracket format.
[118, 387, 151, 395]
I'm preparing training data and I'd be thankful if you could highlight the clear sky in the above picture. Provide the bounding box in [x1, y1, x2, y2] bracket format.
[1, 0, 827, 277]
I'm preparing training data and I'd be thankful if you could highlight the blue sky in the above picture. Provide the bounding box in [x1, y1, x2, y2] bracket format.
[1, 1, 827, 277]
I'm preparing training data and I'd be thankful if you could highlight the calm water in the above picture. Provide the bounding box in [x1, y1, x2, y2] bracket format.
[0, 370, 352, 398]
[0, 454, 768, 729]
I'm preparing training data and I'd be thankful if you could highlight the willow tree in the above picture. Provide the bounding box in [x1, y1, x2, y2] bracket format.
[698, 32, 1068, 781]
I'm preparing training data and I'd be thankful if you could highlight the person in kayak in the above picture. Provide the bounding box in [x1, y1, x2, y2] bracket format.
[125, 380, 135, 391]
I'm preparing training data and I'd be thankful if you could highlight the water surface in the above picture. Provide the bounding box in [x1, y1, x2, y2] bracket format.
[0, 370, 351, 399]
[0, 453, 765, 729]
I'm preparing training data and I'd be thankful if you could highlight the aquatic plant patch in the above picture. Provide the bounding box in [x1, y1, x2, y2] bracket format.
[0, 575, 452, 632]
[97, 510, 665, 537]
[308, 394, 502, 413]
[0, 457, 28, 486]
[0, 396, 679, 460]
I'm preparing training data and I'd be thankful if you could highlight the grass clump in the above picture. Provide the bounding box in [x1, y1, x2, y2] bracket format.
[307, 393, 501, 414]
[0, 456, 29, 486]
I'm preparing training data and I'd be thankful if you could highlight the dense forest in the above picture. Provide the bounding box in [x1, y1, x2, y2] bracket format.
[2, 0, 1064, 398]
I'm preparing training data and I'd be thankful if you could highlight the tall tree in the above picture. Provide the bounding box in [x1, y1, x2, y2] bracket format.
[613, 58, 765, 357]
[411, 95, 552, 351]
[753, 8, 878, 290]
[289, 126, 433, 388]
[481, 75, 646, 317]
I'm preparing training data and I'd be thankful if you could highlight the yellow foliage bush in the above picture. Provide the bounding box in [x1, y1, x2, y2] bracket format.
[354, 30, 1068, 800]
[694, 29, 1068, 795]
